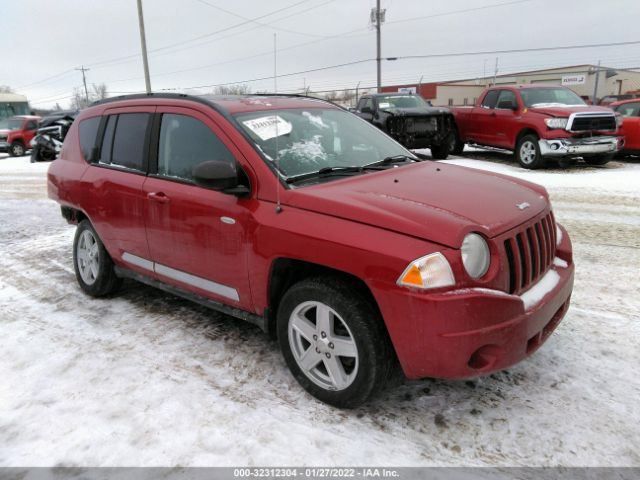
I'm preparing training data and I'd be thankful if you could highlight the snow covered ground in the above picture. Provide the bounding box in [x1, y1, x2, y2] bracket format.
[0, 151, 638, 467]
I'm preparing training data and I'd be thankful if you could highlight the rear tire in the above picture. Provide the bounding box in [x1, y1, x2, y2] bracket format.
[516, 134, 545, 169]
[584, 155, 613, 166]
[73, 220, 122, 297]
[277, 276, 394, 408]
[9, 141, 25, 157]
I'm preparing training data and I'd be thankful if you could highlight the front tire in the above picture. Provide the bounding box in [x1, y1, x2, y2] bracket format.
[430, 135, 451, 160]
[449, 128, 465, 155]
[516, 134, 545, 169]
[9, 141, 25, 157]
[73, 220, 122, 297]
[277, 277, 394, 408]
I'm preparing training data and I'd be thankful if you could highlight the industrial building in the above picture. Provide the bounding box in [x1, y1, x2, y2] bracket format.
[381, 64, 640, 107]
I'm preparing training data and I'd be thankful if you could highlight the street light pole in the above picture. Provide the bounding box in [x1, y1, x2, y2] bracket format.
[136, 0, 152, 93]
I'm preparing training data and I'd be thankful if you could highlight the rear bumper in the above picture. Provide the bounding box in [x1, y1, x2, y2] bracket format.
[539, 135, 623, 157]
[373, 232, 574, 380]
[0, 141, 9, 151]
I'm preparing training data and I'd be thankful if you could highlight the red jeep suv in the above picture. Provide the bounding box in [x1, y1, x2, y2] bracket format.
[47, 94, 574, 407]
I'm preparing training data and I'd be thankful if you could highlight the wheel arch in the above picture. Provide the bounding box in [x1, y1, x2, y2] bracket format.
[265, 257, 381, 340]
[514, 127, 539, 149]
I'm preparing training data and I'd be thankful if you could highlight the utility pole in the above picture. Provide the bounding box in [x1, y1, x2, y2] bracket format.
[592, 60, 601, 104]
[75, 66, 90, 103]
[371, 1, 386, 92]
[273, 33, 277, 93]
[492, 57, 499, 86]
[136, 0, 152, 93]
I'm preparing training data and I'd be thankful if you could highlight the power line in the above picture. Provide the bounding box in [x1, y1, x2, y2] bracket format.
[14, 69, 75, 90]
[192, 0, 335, 38]
[85, 0, 316, 69]
[161, 58, 374, 91]
[390, 40, 640, 61]
[385, 0, 534, 26]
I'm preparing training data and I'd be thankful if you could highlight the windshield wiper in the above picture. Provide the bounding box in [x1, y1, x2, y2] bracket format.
[364, 154, 420, 168]
[285, 165, 387, 184]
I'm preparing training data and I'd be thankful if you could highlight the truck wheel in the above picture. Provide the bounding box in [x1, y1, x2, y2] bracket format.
[584, 155, 613, 166]
[277, 276, 394, 408]
[9, 141, 25, 157]
[73, 220, 122, 297]
[516, 135, 545, 169]
[449, 129, 465, 155]
[430, 134, 453, 160]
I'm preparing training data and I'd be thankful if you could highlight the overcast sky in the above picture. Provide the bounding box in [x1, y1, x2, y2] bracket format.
[3, 0, 639, 108]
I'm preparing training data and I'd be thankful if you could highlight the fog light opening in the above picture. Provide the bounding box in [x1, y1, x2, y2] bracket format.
[468, 344, 503, 371]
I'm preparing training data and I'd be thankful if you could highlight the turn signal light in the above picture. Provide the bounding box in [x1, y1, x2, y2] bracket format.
[397, 253, 455, 290]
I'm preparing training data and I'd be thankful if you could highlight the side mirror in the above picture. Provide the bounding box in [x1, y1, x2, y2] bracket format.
[360, 106, 373, 114]
[192, 160, 249, 196]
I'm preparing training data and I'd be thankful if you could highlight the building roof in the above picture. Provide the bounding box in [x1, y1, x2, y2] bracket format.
[0, 93, 28, 102]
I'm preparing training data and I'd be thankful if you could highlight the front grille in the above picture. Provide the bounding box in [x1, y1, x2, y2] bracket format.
[0, 135, 7, 142]
[503, 212, 557, 294]
[569, 114, 616, 132]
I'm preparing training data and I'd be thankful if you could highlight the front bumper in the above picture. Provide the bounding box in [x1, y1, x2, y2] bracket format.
[373, 229, 574, 380]
[0, 141, 9, 152]
[538, 135, 623, 157]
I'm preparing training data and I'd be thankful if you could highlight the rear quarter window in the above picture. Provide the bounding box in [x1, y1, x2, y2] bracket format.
[78, 116, 101, 162]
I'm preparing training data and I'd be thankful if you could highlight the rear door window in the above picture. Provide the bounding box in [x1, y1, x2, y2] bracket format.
[99, 115, 117, 164]
[110, 113, 150, 171]
[78, 116, 101, 162]
[157, 113, 234, 181]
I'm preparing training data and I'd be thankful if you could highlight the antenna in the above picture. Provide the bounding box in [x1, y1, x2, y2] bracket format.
[274, 33, 282, 214]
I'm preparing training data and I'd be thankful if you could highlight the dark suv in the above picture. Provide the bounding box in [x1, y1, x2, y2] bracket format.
[47, 93, 574, 407]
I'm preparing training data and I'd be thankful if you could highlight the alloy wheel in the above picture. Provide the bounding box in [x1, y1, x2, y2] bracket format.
[288, 301, 359, 391]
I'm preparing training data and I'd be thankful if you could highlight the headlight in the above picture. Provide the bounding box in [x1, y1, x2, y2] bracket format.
[397, 252, 455, 290]
[616, 114, 623, 128]
[461, 233, 490, 279]
[544, 118, 568, 129]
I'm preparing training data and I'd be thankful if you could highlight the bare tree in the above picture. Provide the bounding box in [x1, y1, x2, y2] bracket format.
[70, 83, 109, 109]
[0, 85, 14, 93]
[212, 84, 251, 95]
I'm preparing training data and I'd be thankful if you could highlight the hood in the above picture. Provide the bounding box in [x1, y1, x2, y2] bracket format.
[528, 104, 613, 118]
[284, 162, 548, 248]
[381, 106, 451, 117]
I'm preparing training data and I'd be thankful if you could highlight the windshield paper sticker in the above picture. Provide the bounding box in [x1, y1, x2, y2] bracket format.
[243, 115, 292, 141]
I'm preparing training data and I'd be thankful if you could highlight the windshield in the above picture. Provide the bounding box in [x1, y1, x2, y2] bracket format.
[0, 118, 22, 130]
[234, 108, 413, 179]
[377, 95, 428, 109]
[520, 88, 586, 107]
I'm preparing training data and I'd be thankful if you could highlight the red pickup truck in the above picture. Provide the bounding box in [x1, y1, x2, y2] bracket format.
[450, 85, 623, 168]
[0, 115, 40, 156]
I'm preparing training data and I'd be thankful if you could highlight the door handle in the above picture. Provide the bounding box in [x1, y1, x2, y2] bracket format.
[147, 192, 170, 204]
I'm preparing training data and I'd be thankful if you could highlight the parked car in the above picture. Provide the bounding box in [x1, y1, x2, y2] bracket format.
[48, 93, 574, 408]
[353, 93, 455, 159]
[598, 94, 639, 106]
[609, 98, 640, 156]
[0, 115, 40, 156]
[450, 85, 624, 169]
[30, 110, 78, 162]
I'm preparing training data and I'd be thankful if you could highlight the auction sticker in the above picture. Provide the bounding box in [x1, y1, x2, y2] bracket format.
[243, 115, 292, 141]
